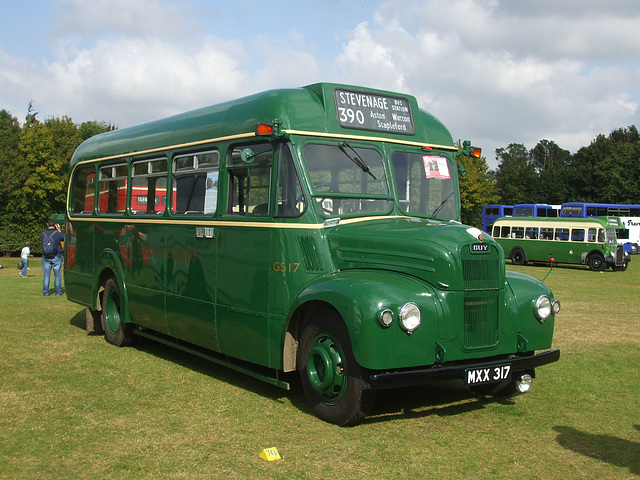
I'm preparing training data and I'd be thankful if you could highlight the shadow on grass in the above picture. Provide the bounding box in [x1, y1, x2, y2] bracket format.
[553, 426, 640, 475]
[68, 308, 517, 424]
[360, 382, 514, 424]
[68, 308, 296, 405]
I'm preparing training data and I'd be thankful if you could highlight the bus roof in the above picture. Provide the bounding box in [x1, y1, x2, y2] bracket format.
[493, 216, 625, 229]
[70, 83, 454, 167]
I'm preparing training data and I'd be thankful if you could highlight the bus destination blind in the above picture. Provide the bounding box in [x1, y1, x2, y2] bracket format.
[334, 88, 415, 135]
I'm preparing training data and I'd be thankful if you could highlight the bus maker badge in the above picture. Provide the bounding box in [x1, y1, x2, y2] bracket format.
[471, 243, 489, 253]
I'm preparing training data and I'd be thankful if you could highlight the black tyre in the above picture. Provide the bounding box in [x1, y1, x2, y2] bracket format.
[510, 248, 527, 266]
[588, 253, 605, 271]
[101, 277, 133, 347]
[612, 261, 628, 272]
[298, 309, 375, 426]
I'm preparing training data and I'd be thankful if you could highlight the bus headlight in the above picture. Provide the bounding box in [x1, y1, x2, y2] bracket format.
[533, 295, 552, 322]
[399, 302, 421, 334]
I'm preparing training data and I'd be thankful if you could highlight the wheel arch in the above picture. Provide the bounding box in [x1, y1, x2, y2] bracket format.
[91, 248, 131, 324]
[282, 271, 441, 372]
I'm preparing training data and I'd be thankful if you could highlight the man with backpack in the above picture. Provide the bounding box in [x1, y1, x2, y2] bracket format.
[41, 219, 65, 296]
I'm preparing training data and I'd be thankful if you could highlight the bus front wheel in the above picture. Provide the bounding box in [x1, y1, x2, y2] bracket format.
[510, 248, 527, 266]
[298, 310, 375, 426]
[588, 253, 605, 271]
[101, 277, 133, 347]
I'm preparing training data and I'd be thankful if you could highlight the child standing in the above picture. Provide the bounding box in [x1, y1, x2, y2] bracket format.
[20, 241, 31, 277]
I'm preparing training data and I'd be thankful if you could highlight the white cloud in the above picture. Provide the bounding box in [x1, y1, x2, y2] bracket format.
[334, 0, 640, 165]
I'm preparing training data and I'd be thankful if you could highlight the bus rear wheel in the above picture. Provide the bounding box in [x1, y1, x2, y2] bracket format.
[101, 277, 133, 347]
[510, 248, 527, 266]
[298, 309, 375, 426]
[588, 253, 605, 271]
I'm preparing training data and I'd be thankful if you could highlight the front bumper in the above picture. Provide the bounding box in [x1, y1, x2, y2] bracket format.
[369, 348, 560, 390]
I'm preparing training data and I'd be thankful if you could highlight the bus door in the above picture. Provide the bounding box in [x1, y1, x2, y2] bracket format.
[164, 152, 219, 351]
[216, 143, 273, 366]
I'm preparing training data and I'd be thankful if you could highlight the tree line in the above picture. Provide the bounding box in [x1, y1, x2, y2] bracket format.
[1, 105, 638, 255]
[0, 107, 114, 255]
[459, 125, 639, 227]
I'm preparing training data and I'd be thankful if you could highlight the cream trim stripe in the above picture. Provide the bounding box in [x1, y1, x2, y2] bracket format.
[66, 214, 408, 229]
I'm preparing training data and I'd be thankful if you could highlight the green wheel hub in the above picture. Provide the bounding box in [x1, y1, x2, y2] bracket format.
[104, 290, 121, 335]
[306, 332, 346, 405]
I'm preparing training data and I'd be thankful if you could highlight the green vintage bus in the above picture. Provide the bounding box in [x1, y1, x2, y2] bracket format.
[65, 83, 560, 425]
[493, 216, 630, 271]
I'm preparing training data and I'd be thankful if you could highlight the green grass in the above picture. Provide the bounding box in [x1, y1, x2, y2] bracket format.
[1, 257, 639, 479]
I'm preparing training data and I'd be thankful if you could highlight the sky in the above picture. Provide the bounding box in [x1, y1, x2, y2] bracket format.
[1, 0, 639, 168]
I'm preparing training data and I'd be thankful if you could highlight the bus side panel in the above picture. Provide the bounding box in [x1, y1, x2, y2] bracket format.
[165, 224, 218, 351]
[65, 219, 95, 306]
[216, 226, 271, 367]
[125, 222, 168, 334]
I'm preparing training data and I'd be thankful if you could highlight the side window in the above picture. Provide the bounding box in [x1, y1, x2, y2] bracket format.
[275, 144, 305, 218]
[540, 227, 553, 240]
[97, 163, 128, 214]
[171, 151, 219, 215]
[571, 228, 585, 241]
[492, 225, 500, 237]
[512, 226, 524, 238]
[500, 226, 510, 238]
[597, 229, 605, 243]
[227, 143, 272, 215]
[525, 227, 538, 239]
[71, 165, 96, 214]
[131, 158, 167, 214]
[588, 228, 597, 242]
[556, 228, 569, 241]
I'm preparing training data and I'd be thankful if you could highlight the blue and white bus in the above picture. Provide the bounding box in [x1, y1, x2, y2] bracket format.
[481, 204, 513, 233]
[513, 204, 560, 218]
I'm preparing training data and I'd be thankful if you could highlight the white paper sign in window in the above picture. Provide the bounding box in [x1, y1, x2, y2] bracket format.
[423, 156, 450, 179]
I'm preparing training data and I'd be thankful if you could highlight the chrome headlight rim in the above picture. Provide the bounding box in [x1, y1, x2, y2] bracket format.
[533, 295, 552, 322]
[398, 302, 421, 334]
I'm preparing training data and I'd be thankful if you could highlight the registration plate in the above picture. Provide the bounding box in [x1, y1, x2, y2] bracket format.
[464, 364, 512, 385]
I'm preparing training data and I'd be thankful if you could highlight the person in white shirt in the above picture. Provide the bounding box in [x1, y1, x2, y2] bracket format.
[20, 241, 31, 277]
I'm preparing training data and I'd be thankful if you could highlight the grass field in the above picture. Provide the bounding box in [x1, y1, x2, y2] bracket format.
[0, 256, 638, 479]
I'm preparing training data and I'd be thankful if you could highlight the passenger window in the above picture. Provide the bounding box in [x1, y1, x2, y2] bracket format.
[555, 228, 569, 241]
[525, 227, 538, 239]
[171, 151, 219, 215]
[492, 225, 500, 237]
[131, 158, 167, 214]
[97, 163, 128, 214]
[540, 227, 553, 240]
[500, 226, 510, 238]
[71, 166, 96, 214]
[512, 227, 524, 239]
[227, 143, 272, 216]
[571, 229, 585, 241]
[597, 229, 605, 243]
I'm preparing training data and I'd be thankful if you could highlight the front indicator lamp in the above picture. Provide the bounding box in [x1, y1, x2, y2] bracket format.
[533, 295, 552, 322]
[399, 302, 421, 334]
[379, 309, 394, 328]
[552, 300, 561, 314]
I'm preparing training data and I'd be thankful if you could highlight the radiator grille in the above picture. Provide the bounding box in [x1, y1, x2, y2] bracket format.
[461, 245, 500, 349]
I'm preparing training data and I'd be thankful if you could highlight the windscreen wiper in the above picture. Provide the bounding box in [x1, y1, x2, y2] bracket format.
[339, 142, 377, 180]
[430, 192, 455, 219]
